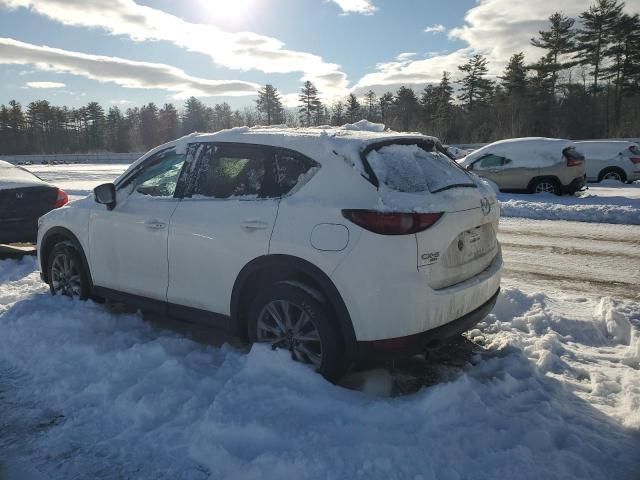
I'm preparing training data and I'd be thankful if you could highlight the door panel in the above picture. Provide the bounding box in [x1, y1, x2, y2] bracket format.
[167, 143, 280, 316]
[89, 148, 186, 300]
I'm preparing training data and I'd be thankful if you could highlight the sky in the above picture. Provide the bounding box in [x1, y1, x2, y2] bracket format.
[1, 0, 639, 110]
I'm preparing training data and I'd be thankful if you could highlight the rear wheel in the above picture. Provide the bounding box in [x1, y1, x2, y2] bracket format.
[598, 168, 626, 183]
[531, 178, 560, 195]
[47, 242, 90, 300]
[248, 283, 347, 381]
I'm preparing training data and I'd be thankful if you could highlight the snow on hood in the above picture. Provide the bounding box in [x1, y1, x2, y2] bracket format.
[461, 137, 575, 167]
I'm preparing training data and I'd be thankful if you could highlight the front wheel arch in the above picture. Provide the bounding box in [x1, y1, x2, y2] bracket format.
[40, 227, 94, 290]
[598, 167, 627, 183]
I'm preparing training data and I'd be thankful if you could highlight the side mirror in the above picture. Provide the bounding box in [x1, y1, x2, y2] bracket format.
[94, 183, 116, 210]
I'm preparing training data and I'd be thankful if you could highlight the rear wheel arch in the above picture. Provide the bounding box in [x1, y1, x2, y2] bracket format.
[598, 166, 627, 183]
[231, 254, 357, 357]
[40, 227, 93, 289]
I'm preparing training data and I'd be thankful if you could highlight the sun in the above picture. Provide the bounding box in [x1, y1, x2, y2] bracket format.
[200, 0, 256, 22]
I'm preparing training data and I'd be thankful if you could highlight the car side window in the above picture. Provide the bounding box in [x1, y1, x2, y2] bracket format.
[131, 149, 186, 197]
[191, 144, 274, 199]
[477, 154, 504, 169]
[275, 149, 319, 195]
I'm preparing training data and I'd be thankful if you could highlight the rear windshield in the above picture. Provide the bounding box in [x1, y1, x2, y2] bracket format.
[629, 145, 640, 155]
[365, 143, 475, 193]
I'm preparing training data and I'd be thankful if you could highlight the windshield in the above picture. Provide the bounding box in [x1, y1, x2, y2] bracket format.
[365, 142, 476, 193]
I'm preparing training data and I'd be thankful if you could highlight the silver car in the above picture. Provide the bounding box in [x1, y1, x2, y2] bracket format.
[459, 138, 586, 195]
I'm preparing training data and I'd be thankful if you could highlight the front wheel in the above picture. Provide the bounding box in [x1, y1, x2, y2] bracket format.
[248, 283, 347, 381]
[598, 168, 627, 183]
[47, 242, 90, 300]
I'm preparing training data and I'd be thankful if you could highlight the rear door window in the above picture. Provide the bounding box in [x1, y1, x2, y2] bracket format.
[191, 144, 276, 199]
[365, 142, 475, 193]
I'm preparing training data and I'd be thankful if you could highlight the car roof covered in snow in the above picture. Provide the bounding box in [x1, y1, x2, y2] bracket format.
[460, 137, 575, 167]
[118, 121, 439, 180]
[0, 160, 49, 190]
[574, 140, 639, 158]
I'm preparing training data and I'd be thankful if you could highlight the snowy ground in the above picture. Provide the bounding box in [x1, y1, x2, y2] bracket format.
[1, 164, 639, 479]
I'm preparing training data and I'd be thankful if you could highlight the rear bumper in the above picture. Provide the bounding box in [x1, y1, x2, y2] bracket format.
[0, 218, 38, 244]
[562, 175, 587, 194]
[356, 288, 500, 361]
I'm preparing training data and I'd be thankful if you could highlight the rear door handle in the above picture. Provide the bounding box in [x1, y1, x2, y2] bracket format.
[241, 219, 269, 230]
[144, 220, 166, 230]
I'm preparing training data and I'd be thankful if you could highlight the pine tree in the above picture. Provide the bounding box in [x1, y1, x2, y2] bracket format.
[530, 12, 576, 99]
[298, 81, 322, 126]
[457, 55, 494, 110]
[575, 0, 624, 95]
[182, 96, 208, 134]
[394, 86, 419, 131]
[158, 103, 180, 142]
[255, 84, 284, 125]
[345, 93, 361, 123]
[500, 53, 528, 95]
[139, 102, 160, 149]
[330, 101, 344, 126]
[364, 90, 377, 120]
[378, 92, 394, 125]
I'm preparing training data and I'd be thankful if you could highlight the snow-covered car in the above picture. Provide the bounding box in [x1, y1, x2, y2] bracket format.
[574, 140, 640, 184]
[0, 160, 68, 244]
[36, 126, 502, 381]
[459, 137, 586, 195]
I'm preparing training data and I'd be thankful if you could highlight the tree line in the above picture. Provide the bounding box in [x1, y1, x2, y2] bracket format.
[0, 0, 638, 155]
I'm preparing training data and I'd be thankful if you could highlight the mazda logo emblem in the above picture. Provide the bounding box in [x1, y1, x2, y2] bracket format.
[481, 198, 491, 216]
[15, 192, 23, 199]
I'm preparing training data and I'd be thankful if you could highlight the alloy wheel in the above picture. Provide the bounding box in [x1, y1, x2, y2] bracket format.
[50, 251, 82, 298]
[534, 181, 556, 194]
[256, 299, 323, 368]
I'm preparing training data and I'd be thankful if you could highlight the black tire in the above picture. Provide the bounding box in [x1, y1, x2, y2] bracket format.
[247, 282, 348, 382]
[47, 242, 91, 300]
[530, 178, 561, 195]
[598, 167, 627, 183]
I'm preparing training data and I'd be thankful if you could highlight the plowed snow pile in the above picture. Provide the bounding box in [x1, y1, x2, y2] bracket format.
[1, 257, 639, 479]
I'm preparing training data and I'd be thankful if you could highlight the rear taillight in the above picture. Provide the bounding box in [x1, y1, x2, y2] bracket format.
[54, 188, 68, 208]
[630, 157, 640, 164]
[566, 156, 584, 167]
[341, 210, 443, 235]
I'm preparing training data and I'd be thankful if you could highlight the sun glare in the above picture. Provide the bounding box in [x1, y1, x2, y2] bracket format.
[200, 0, 256, 22]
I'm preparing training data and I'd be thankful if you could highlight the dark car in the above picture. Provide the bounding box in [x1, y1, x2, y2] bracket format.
[0, 160, 68, 244]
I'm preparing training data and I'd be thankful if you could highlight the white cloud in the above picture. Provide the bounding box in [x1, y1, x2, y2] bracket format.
[329, 0, 377, 15]
[354, 0, 640, 94]
[424, 24, 446, 34]
[0, 0, 350, 98]
[396, 52, 416, 61]
[25, 81, 65, 88]
[0, 37, 260, 98]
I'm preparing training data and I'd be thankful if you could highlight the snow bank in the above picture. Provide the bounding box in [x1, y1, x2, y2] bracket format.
[498, 186, 640, 224]
[1, 258, 639, 479]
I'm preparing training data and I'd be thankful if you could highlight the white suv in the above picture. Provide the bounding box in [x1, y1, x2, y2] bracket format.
[575, 140, 640, 184]
[37, 126, 502, 380]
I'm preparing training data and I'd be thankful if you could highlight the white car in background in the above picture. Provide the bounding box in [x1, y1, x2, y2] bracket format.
[574, 140, 640, 184]
[37, 126, 502, 381]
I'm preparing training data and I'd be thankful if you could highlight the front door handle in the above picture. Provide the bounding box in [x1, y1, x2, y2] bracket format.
[241, 219, 269, 230]
[144, 220, 166, 230]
